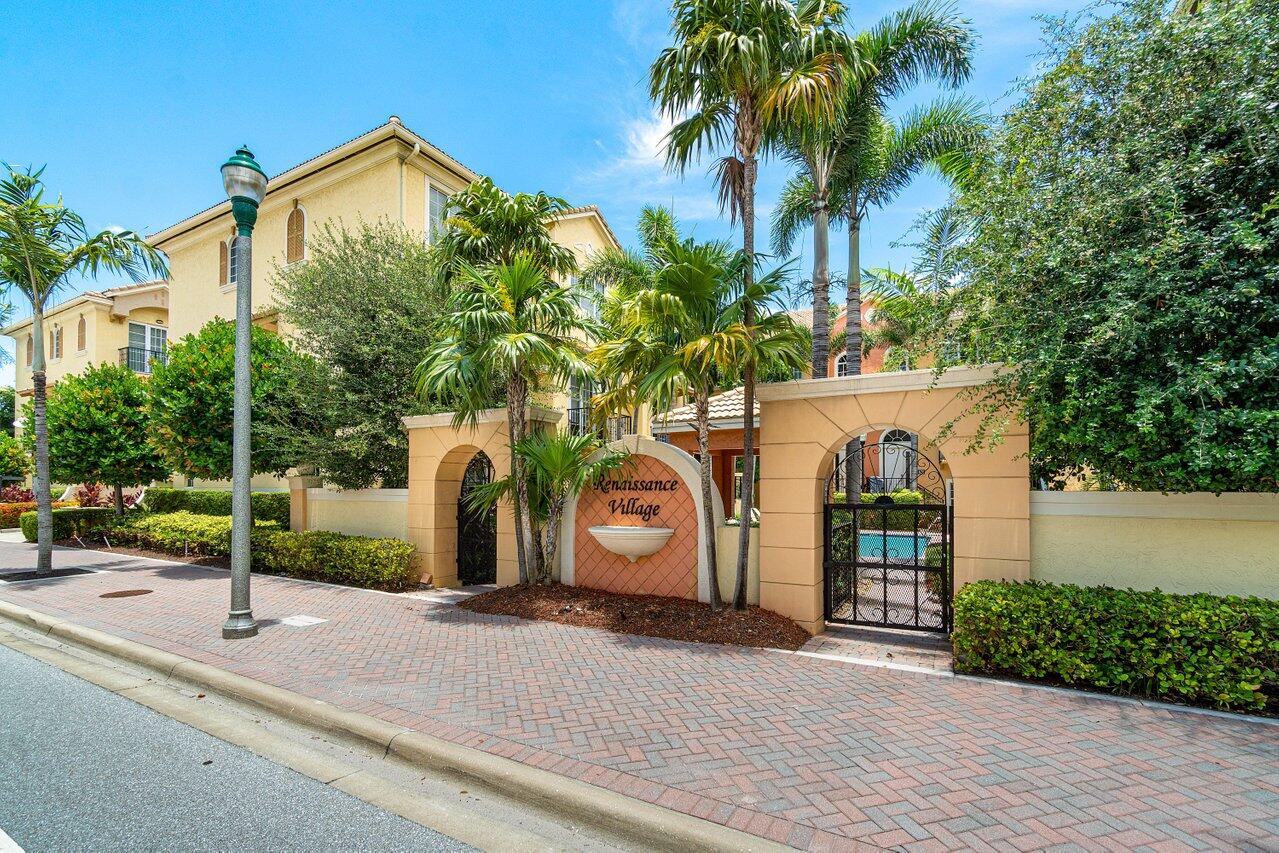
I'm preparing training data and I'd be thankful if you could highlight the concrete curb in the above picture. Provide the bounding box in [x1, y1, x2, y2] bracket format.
[0, 599, 783, 852]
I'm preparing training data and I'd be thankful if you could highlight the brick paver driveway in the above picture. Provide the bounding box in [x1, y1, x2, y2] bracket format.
[1, 542, 1275, 851]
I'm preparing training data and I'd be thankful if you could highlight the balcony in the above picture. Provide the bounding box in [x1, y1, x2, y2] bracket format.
[119, 346, 167, 374]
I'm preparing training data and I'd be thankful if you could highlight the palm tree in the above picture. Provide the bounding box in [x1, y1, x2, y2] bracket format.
[772, 1, 980, 377]
[465, 431, 629, 577]
[650, 0, 854, 609]
[593, 237, 807, 611]
[859, 267, 946, 370]
[430, 176, 577, 284]
[415, 253, 594, 585]
[0, 167, 165, 576]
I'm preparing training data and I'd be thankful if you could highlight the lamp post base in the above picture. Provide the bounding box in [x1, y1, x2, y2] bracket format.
[221, 611, 258, 639]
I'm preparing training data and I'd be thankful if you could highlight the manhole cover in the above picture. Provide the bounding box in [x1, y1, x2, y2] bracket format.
[100, 589, 153, 599]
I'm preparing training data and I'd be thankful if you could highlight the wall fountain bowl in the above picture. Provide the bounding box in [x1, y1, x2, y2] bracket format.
[587, 525, 674, 562]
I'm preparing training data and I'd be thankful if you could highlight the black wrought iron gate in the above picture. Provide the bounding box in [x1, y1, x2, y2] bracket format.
[457, 452, 497, 585]
[823, 441, 953, 633]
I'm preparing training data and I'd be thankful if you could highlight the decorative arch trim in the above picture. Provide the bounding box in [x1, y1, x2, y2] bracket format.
[560, 435, 725, 603]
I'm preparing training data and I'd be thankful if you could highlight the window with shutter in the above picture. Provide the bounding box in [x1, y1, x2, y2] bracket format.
[77, 315, 86, 352]
[219, 240, 229, 286]
[286, 207, 305, 264]
[25, 336, 31, 367]
[228, 236, 239, 286]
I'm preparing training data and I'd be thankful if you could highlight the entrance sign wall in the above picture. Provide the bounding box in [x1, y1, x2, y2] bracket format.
[756, 366, 1029, 636]
[402, 407, 561, 588]
[561, 436, 724, 603]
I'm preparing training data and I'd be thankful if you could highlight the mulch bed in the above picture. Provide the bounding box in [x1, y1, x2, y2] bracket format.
[458, 583, 812, 651]
[53, 538, 230, 569]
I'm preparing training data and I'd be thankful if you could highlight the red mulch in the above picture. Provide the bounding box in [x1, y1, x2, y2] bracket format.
[458, 584, 811, 651]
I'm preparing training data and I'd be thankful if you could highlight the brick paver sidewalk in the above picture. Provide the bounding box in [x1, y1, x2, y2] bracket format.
[1, 543, 1276, 851]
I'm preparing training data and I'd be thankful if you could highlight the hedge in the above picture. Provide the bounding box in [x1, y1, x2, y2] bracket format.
[952, 580, 1279, 713]
[144, 487, 291, 528]
[109, 511, 418, 592]
[2, 500, 75, 529]
[20, 507, 118, 542]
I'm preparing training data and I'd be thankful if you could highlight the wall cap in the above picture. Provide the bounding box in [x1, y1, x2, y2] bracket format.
[1031, 490, 1279, 522]
[402, 406, 562, 430]
[756, 364, 1002, 403]
[307, 488, 409, 502]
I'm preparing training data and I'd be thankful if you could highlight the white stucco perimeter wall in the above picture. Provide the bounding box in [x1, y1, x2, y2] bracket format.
[305, 488, 409, 541]
[1030, 492, 1279, 599]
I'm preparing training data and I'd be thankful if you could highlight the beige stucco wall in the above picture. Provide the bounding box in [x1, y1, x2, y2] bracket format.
[304, 488, 409, 540]
[1030, 492, 1279, 599]
[756, 366, 1028, 635]
[716, 525, 760, 606]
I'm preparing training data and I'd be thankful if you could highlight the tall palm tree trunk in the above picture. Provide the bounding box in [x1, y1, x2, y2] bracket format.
[31, 304, 52, 576]
[734, 153, 758, 611]
[811, 194, 831, 378]
[506, 378, 531, 585]
[695, 392, 721, 611]
[844, 210, 863, 504]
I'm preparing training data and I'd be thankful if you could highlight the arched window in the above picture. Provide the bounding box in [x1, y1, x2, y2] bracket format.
[228, 235, 239, 286]
[286, 206, 305, 264]
[51, 326, 63, 360]
[219, 239, 229, 286]
[25, 335, 32, 367]
[834, 351, 849, 377]
[77, 315, 87, 352]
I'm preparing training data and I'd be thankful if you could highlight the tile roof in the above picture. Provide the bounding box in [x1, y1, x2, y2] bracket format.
[653, 386, 757, 429]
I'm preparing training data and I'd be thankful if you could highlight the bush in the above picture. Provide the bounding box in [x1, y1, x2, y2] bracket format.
[952, 580, 1279, 713]
[254, 530, 419, 592]
[143, 488, 291, 528]
[5, 501, 78, 531]
[108, 511, 280, 556]
[19, 507, 117, 542]
[109, 511, 418, 592]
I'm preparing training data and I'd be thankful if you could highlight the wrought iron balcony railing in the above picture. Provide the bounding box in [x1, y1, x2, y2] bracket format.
[567, 406, 633, 440]
[119, 346, 167, 374]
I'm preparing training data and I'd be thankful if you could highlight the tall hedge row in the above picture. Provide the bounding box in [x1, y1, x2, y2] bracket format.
[144, 488, 290, 528]
[952, 580, 1279, 713]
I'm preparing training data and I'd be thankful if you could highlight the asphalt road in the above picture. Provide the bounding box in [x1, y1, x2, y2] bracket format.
[0, 642, 471, 853]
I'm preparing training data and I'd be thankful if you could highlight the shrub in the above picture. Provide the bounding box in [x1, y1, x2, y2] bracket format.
[108, 511, 418, 592]
[108, 511, 280, 556]
[952, 580, 1279, 713]
[143, 488, 291, 528]
[19, 507, 117, 542]
[0, 485, 34, 503]
[0, 434, 29, 479]
[4, 501, 76, 530]
[254, 530, 419, 592]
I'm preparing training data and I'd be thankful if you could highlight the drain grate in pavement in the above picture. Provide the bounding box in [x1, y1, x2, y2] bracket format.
[100, 589, 154, 599]
[0, 568, 95, 583]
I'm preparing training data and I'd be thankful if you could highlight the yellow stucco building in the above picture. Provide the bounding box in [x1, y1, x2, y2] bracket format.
[3, 116, 621, 481]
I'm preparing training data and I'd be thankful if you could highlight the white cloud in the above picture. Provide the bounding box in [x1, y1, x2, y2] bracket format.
[575, 108, 724, 227]
[612, 0, 669, 52]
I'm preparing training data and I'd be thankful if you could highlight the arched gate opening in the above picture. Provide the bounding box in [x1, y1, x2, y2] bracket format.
[457, 451, 497, 585]
[823, 440, 953, 632]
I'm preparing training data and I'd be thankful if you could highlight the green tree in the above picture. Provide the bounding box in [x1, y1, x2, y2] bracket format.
[416, 254, 595, 584]
[0, 166, 165, 575]
[466, 431, 628, 577]
[22, 364, 168, 514]
[148, 320, 298, 481]
[858, 267, 947, 370]
[593, 237, 808, 610]
[0, 386, 14, 437]
[771, 1, 980, 376]
[0, 434, 28, 480]
[953, 0, 1279, 492]
[266, 221, 465, 489]
[429, 176, 577, 285]
[651, 0, 853, 608]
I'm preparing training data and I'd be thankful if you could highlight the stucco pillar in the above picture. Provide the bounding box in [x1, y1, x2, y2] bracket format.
[286, 474, 322, 532]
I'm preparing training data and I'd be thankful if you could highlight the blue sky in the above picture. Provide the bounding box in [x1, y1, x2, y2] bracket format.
[0, 0, 1091, 384]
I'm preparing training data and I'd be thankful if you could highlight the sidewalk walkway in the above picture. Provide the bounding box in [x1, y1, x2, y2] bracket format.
[1, 542, 1275, 851]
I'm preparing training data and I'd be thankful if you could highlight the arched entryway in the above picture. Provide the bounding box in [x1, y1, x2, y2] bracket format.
[457, 451, 497, 584]
[823, 440, 952, 632]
